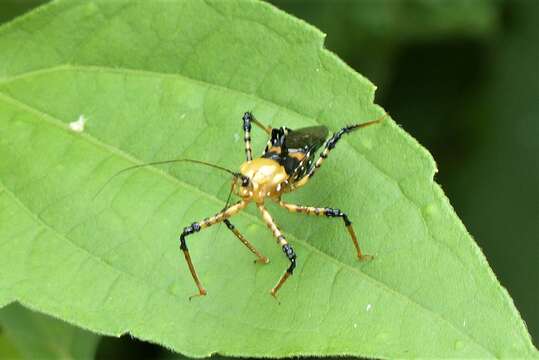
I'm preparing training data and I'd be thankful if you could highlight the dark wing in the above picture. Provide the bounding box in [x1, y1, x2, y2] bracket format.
[284, 126, 329, 152]
[282, 126, 329, 180]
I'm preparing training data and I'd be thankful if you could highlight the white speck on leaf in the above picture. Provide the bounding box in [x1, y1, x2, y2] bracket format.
[69, 115, 86, 133]
[180, 113, 186, 119]
[353, 323, 358, 329]
[234, 133, 240, 142]
[366, 303, 372, 311]
[463, 320, 466, 327]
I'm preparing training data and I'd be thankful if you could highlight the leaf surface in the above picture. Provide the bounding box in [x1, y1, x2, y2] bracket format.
[0, 0, 536, 358]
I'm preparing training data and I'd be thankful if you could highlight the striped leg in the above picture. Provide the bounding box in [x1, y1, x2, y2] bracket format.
[257, 204, 297, 298]
[223, 219, 269, 264]
[277, 200, 371, 260]
[242, 112, 272, 161]
[242, 112, 254, 161]
[179, 200, 248, 299]
[293, 116, 384, 188]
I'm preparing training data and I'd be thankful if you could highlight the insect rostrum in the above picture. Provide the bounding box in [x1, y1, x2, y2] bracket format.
[180, 112, 384, 300]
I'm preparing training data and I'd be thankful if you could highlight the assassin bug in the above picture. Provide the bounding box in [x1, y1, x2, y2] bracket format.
[179, 112, 384, 299]
[99, 112, 384, 299]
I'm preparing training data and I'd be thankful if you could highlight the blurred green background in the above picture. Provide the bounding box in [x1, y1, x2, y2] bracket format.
[1, 0, 537, 358]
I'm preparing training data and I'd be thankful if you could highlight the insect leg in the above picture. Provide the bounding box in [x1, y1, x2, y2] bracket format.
[277, 200, 371, 260]
[242, 112, 272, 161]
[241, 112, 255, 161]
[293, 116, 384, 189]
[250, 114, 272, 135]
[179, 200, 248, 299]
[257, 204, 297, 298]
[223, 219, 269, 264]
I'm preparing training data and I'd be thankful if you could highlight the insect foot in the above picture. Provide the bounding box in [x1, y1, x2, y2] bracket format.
[188, 288, 207, 301]
[255, 256, 270, 265]
[358, 254, 374, 261]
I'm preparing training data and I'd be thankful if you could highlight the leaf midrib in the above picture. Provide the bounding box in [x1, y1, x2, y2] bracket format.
[0, 72, 493, 355]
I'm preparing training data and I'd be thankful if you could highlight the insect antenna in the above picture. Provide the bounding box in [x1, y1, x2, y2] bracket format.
[94, 158, 239, 199]
[222, 180, 235, 211]
[211, 177, 236, 240]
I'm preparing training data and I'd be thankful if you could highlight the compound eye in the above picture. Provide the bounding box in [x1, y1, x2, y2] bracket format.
[241, 176, 250, 187]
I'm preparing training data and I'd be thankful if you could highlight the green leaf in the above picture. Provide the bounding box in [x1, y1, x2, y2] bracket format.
[0, 331, 22, 360]
[0, 0, 536, 358]
[0, 303, 99, 359]
[0, 0, 49, 26]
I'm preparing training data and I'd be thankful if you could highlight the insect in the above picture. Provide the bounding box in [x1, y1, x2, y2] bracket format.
[178, 112, 385, 299]
[99, 112, 384, 300]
